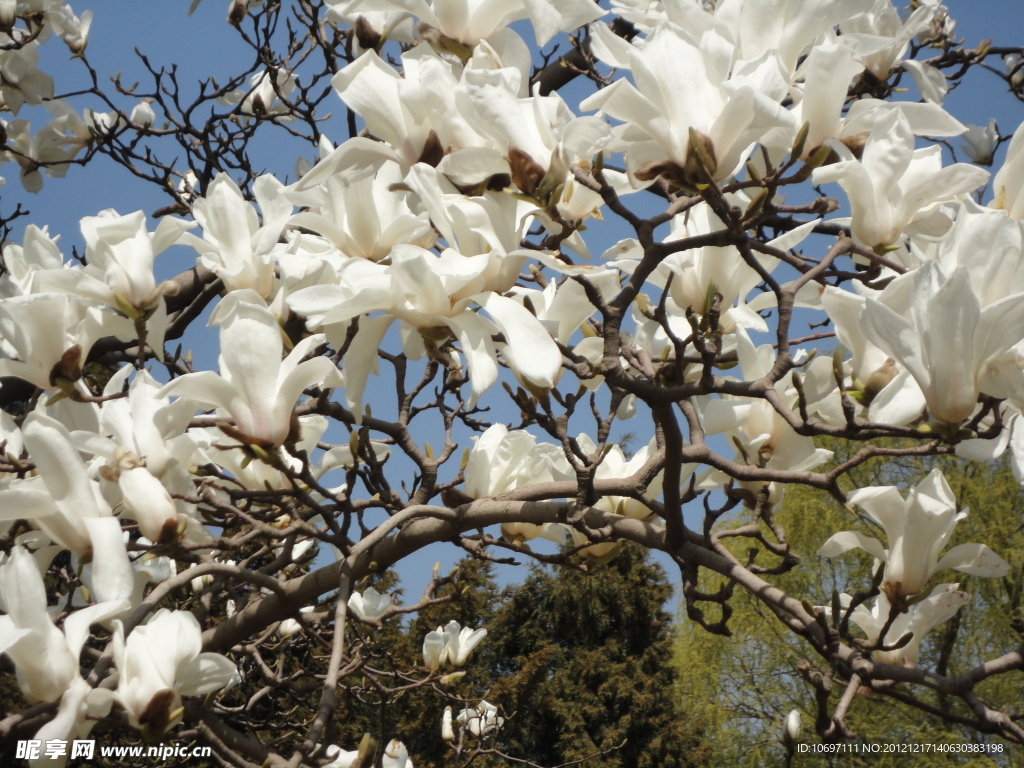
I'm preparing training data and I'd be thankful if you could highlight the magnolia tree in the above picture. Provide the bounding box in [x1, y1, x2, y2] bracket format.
[0, 0, 1022, 765]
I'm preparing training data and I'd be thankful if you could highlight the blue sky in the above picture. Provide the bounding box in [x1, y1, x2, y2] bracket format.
[8, 0, 1024, 246]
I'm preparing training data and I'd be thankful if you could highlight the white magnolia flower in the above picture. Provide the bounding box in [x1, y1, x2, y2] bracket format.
[422, 620, 486, 669]
[179, 173, 293, 298]
[0, 540, 130, 703]
[464, 424, 571, 496]
[925, 201, 1024, 307]
[441, 620, 487, 666]
[326, 50, 453, 171]
[278, 606, 315, 639]
[160, 292, 343, 448]
[346, 0, 602, 47]
[112, 609, 239, 735]
[348, 587, 390, 621]
[129, 100, 156, 128]
[782, 709, 801, 748]
[324, 0, 416, 52]
[840, 0, 939, 82]
[703, 332, 833, 479]
[818, 469, 1010, 599]
[220, 68, 298, 119]
[0, 412, 115, 554]
[576, 434, 671, 522]
[287, 160, 434, 262]
[0, 39, 53, 115]
[3, 544, 123, 768]
[422, 627, 445, 671]
[844, 584, 971, 666]
[813, 110, 989, 249]
[662, 201, 783, 333]
[457, 700, 504, 736]
[321, 744, 360, 768]
[49, 4, 93, 55]
[463, 424, 572, 543]
[46, 209, 191, 316]
[441, 706, 454, 740]
[960, 118, 999, 166]
[861, 261, 1024, 424]
[0, 292, 106, 394]
[0, 224, 64, 298]
[740, 0, 874, 74]
[382, 739, 413, 768]
[582, 22, 790, 185]
[30, 677, 114, 768]
[288, 245, 561, 411]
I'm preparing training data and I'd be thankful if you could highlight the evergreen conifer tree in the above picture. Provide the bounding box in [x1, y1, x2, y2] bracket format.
[479, 543, 709, 768]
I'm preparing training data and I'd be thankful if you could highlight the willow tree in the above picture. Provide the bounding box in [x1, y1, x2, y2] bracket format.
[676, 441, 1024, 766]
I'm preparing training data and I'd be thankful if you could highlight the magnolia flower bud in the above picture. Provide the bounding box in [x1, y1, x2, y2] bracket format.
[441, 707, 455, 741]
[423, 628, 445, 672]
[782, 709, 801, 751]
[130, 100, 156, 128]
[349, 587, 390, 621]
[960, 119, 999, 166]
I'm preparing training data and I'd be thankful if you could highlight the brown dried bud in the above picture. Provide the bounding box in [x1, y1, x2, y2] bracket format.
[508, 147, 546, 197]
[49, 345, 83, 388]
[354, 15, 382, 51]
[418, 130, 445, 168]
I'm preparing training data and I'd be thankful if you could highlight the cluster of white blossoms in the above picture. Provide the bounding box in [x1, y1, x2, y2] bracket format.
[0, 0, 1023, 761]
[0, 0, 116, 193]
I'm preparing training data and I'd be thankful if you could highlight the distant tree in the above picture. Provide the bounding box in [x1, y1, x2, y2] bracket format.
[674, 441, 1024, 767]
[477, 543, 709, 768]
[390, 557, 501, 767]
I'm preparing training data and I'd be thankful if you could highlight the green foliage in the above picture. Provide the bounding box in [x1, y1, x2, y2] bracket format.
[361, 545, 706, 768]
[392, 558, 500, 766]
[674, 440, 1024, 767]
[481, 543, 709, 768]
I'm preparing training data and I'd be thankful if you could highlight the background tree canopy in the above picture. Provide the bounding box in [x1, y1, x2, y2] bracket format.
[676, 439, 1024, 767]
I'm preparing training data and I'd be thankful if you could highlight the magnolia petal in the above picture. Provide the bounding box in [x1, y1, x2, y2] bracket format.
[867, 367, 926, 426]
[176, 652, 240, 697]
[63, 598, 132, 663]
[901, 59, 947, 105]
[444, 311, 499, 408]
[216, 298, 285, 440]
[159, 370, 245, 422]
[476, 292, 561, 391]
[911, 583, 972, 637]
[0, 618, 31, 656]
[342, 315, 394, 420]
[423, 628, 444, 671]
[118, 468, 179, 545]
[0, 546, 50, 632]
[933, 543, 1011, 579]
[82, 517, 134, 604]
[31, 678, 92, 768]
[817, 530, 887, 563]
[701, 399, 751, 435]
[273, 357, 344, 442]
[845, 485, 908, 540]
[291, 137, 400, 192]
[22, 413, 111, 521]
[765, 217, 822, 253]
[974, 292, 1024, 371]
[589, 19, 635, 69]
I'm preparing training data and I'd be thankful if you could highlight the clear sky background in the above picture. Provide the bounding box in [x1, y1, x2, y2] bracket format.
[8, 0, 1024, 246]
[3, 0, 1024, 606]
